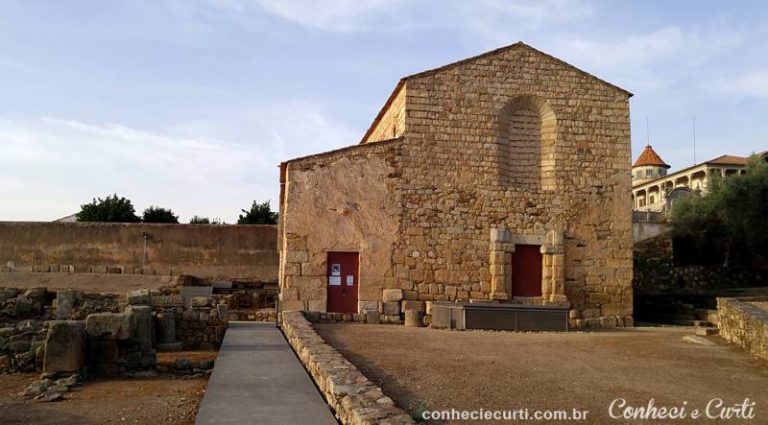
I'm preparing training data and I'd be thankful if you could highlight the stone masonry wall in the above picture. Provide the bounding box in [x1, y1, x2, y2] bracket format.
[280, 44, 633, 328]
[280, 139, 404, 313]
[717, 297, 768, 362]
[393, 44, 633, 327]
[362, 82, 407, 144]
[0, 222, 278, 280]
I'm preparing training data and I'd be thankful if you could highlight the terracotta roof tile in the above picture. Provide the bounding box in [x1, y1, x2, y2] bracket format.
[633, 145, 669, 167]
[704, 154, 748, 166]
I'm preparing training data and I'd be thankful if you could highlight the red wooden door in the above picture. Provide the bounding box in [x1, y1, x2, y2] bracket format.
[326, 252, 359, 314]
[511, 245, 542, 297]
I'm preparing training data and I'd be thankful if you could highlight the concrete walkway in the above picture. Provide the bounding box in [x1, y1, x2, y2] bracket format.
[195, 321, 337, 425]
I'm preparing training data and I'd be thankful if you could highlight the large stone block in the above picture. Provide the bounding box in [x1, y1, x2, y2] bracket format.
[54, 289, 83, 320]
[44, 320, 85, 373]
[127, 289, 150, 305]
[281, 300, 306, 311]
[357, 300, 379, 313]
[155, 312, 176, 344]
[126, 305, 153, 352]
[365, 310, 381, 324]
[404, 310, 425, 327]
[85, 313, 133, 340]
[190, 296, 211, 307]
[15, 296, 32, 316]
[401, 300, 425, 312]
[307, 300, 327, 312]
[382, 289, 403, 303]
[382, 302, 401, 316]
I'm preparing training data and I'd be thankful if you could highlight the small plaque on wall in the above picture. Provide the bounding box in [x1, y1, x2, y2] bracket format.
[328, 276, 341, 286]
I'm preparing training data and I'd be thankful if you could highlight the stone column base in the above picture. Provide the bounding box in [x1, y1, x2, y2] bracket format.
[490, 292, 509, 301]
[548, 294, 569, 303]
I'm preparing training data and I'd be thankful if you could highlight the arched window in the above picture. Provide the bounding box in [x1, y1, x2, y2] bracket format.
[497, 96, 557, 190]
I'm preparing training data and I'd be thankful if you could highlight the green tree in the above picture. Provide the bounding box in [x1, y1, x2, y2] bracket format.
[237, 200, 278, 225]
[76, 194, 141, 223]
[189, 215, 211, 224]
[142, 206, 179, 223]
[671, 156, 768, 266]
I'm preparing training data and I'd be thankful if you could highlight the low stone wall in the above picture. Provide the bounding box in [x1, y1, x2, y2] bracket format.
[717, 297, 768, 362]
[0, 316, 46, 373]
[281, 311, 414, 425]
[0, 221, 278, 280]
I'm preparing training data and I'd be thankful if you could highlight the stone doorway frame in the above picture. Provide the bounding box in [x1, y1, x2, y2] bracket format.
[489, 228, 567, 303]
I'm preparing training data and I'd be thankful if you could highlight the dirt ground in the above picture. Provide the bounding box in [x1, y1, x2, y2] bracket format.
[0, 351, 216, 425]
[0, 271, 174, 294]
[315, 324, 768, 424]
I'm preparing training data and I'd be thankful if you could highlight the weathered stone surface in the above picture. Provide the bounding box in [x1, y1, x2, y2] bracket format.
[127, 289, 150, 305]
[216, 304, 228, 321]
[85, 313, 133, 340]
[10, 340, 31, 353]
[404, 311, 425, 328]
[364, 310, 381, 324]
[190, 296, 211, 307]
[15, 296, 32, 316]
[156, 312, 176, 344]
[382, 289, 403, 303]
[401, 300, 425, 312]
[281, 311, 415, 424]
[15, 351, 36, 371]
[382, 302, 400, 316]
[54, 289, 82, 320]
[381, 314, 402, 325]
[307, 300, 326, 312]
[717, 297, 768, 361]
[23, 379, 52, 397]
[37, 391, 64, 402]
[43, 321, 85, 373]
[126, 305, 153, 353]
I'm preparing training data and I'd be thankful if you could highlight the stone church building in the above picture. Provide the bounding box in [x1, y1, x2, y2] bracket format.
[278, 42, 633, 329]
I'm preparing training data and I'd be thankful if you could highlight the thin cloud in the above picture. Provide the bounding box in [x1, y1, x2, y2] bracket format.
[0, 101, 358, 222]
[205, 0, 593, 34]
[716, 70, 768, 99]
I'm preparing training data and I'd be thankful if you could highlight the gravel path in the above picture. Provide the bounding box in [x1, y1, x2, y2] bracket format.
[316, 324, 768, 424]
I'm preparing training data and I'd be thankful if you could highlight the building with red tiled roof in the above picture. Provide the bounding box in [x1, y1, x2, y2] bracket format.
[631, 149, 767, 212]
[633, 145, 669, 167]
[632, 145, 670, 184]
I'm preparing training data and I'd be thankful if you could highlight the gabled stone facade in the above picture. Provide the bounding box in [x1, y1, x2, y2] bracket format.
[279, 42, 634, 328]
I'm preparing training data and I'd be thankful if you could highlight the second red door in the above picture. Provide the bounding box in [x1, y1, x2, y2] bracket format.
[511, 244, 543, 298]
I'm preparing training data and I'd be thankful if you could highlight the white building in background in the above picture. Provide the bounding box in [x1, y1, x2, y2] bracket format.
[631, 145, 766, 212]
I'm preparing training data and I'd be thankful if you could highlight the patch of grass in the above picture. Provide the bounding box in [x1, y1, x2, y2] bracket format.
[409, 399, 430, 422]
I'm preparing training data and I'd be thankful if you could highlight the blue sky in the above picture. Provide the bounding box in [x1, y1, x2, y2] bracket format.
[1, 0, 767, 222]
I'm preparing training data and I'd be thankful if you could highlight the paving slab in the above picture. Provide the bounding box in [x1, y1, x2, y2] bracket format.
[195, 322, 337, 425]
